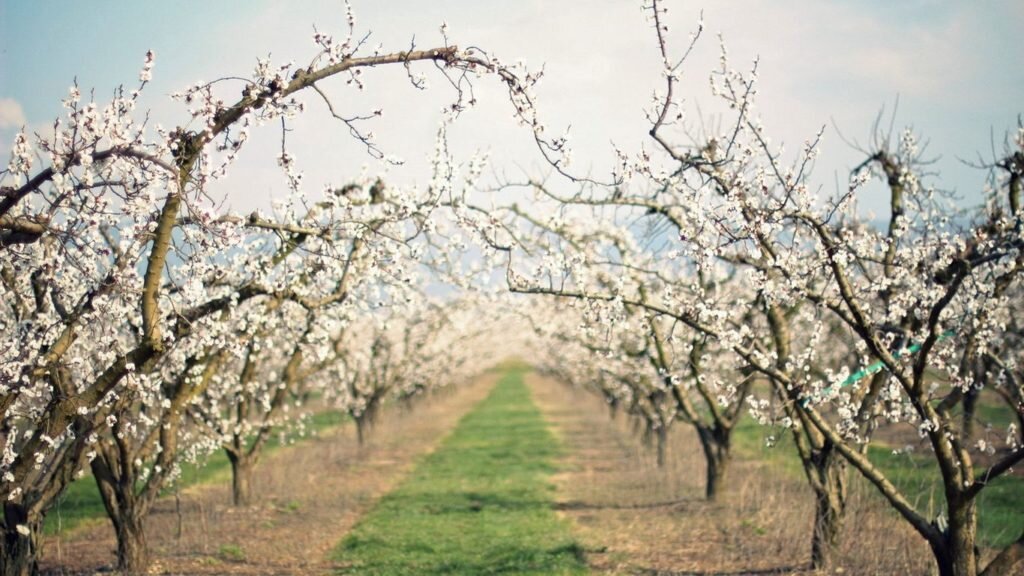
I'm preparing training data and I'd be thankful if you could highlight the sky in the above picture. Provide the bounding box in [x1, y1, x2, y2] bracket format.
[2, 1, 1022, 216]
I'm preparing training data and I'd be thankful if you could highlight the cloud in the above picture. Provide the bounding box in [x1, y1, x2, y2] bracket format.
[0, 98, 27, 130]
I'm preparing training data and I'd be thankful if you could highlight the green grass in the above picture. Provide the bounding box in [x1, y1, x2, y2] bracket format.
[44, 409, 346, 535]
[864, 445, 1023, 548]
[332, 369, 587, 575]
[734, 413, 1024, 548]
[972, 400, 1017, 430]
[487, 357, 532, 374]
[217, 543, 247, 562]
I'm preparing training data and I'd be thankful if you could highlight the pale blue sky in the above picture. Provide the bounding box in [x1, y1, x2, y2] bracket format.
[2, 1, 1022, 215]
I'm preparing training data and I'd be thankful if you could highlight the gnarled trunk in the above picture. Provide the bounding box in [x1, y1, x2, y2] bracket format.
[0, 506, 41, 576]
[92, 458, 152, 574]
[806, 441, 847, 571]
[704, 451, 728, 501]
[114, 512, 149, 575]
[809, 452, 846, 569]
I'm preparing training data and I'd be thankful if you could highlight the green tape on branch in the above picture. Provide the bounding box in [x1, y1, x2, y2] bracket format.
[800, 330, 955, 407]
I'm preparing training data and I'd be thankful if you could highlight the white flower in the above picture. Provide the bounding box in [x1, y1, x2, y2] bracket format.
[139, 50, 155, 82]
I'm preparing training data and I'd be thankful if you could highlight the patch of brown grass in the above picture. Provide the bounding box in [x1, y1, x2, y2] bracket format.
[40, 376, 495, 575]
[528, 373, 934, 575]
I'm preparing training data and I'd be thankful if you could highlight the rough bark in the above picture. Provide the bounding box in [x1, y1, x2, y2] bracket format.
[113, 512, 149, 575]
[795, 398, 988, 576]
[92, 456, 151, 574]
[931, 497, 979, 576]
[0, 507, 40, 576]
[808, 446, 847, 571]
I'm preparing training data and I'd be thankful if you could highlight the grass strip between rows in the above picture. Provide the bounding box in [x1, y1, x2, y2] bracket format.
[332, 368, 587, 575]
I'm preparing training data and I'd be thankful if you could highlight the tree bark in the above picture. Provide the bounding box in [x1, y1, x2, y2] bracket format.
[356, 416, 367, 447]
[801, 439, 848, 571]
[961, 386, 980, 440]
[809, 454, 846, 570]
[697, 424, 732, 501]
[92, 457, 152, 574]
[227, 451, 255, 507]
[931, 498, 979, 576]
[0, 506, 40, 576]
[704, 452, 727, 502]
[656, 426, 667, 468]
[114, 512, 149, 575]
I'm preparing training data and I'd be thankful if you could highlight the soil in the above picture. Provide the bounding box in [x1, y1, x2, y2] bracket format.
[39, 375, 495, 576]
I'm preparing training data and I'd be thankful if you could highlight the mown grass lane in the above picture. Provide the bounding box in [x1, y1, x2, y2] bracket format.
[332, 368, 587, 575]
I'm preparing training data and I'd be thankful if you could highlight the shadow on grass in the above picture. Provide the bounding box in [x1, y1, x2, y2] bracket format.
[337, 539, 587, 575]
[553, 497, 697, 512]
[632, 564, 808, 576]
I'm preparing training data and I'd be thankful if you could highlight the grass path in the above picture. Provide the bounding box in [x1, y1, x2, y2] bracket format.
[332, 368, 587, 575]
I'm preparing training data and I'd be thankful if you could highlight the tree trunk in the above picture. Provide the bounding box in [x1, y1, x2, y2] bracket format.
[655, 426, 668, 468]
[607, 400, 618, 421]
[0, 507, 40, 576]
[92, 459, 152, 575]
[356, 416, 367, 447]
[704, 451, 728, 501]
[810, 480, 844, 569]
[227, 451, 255, 507]
[932, 498, 979, 576]
[697, 424, 732, 502]
[808, 442, 847, 571]
[114, 513, 149, 575]
[962, 386, 980, 440]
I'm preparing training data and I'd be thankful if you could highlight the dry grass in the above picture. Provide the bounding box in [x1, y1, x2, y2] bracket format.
[527, 373, 935, 575]
[39, 375, 495, 575]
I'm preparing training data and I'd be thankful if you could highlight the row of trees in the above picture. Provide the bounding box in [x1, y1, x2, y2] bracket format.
[3, 3, 1022, 576]
[452, 3, 1023, 575]
[0, 11, 541, 574]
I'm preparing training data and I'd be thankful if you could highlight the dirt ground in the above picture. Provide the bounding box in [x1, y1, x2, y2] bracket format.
[38, 370, 970, 575]
[526, 372, 936, 576]
[39, 375, 495, 576]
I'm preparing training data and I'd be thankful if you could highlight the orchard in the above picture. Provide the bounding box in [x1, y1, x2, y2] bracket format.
[1, 2, 1021, 575]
